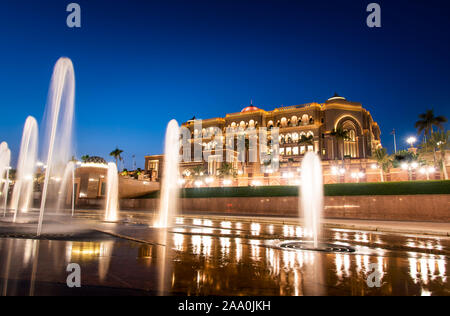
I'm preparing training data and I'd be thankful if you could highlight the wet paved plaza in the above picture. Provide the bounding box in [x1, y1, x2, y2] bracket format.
[0, 210, 449, 296]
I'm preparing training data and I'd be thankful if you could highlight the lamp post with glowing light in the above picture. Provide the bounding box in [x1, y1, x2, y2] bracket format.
[419, 166, 436, 181]
[407, 136, 417, 154]
[401, 161, 419, 181]
[351, 171, 366, 183]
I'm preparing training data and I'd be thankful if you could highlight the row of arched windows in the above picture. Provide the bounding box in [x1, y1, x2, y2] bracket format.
[268, 114, 314, 128]
[279, 131, 314, 144]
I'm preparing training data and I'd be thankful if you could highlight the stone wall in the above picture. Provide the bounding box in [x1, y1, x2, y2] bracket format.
[119, 194, 450, 222]
[119, 177, 159, 198]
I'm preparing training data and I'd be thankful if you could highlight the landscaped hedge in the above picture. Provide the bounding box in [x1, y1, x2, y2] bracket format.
[135, 180, 450, 199]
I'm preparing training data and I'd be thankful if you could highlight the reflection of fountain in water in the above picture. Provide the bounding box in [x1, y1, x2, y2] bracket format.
[155, 120, 180, 228]
[56, 161, 75, 215]
[38, 57, 75, 236]
[300, 152, 323, 248]
[0, 142, 11, 216]
[105, 163, 119, 222]
[11, 117, 38, 222]
[98, 241, 115, 282]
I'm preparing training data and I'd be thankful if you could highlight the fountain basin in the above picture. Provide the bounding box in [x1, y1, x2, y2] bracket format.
[280, 241, 355, 253]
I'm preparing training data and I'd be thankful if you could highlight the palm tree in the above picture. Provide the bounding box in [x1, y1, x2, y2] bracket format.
[190, 165, 206, 179]
[217, 162, 236, 177]
[109, 147, 124, 167]
[415, 110, 447, 142]
[372, 148, 392, 182]
[330, 128, 350, 161]
[393, 150, 420, 181]
[81, 155, 90, 163]
[298, 135, 314, 147]
[427, 131, 449, 179]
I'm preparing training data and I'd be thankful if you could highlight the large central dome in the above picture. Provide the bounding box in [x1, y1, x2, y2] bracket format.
[241, 106, 260, 113]
[241, 101, 261, 113]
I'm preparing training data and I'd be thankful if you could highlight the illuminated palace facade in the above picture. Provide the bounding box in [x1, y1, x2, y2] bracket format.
[145, 94, 382, 186]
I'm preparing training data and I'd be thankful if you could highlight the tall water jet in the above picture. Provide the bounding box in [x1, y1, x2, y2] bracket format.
[0, 142, 11, 216]
[37, 57, 75, 236]
[105, 162, 119, 222]
[11, 117, 38, 222]
[300, 152, 323, 249]
[155, 120, 180, 228]
[56, 161, 75, 215]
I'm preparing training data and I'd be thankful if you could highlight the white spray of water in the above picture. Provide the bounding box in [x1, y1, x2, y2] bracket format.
[37, 57, 75, 236]
[11, 117, 38, 222]
[0, 142, 11, 216]
[155, 120, 180, 228]
[300, 152, 323, 249]
[56, 161, 75, 215]
[105, 162, 119, 222]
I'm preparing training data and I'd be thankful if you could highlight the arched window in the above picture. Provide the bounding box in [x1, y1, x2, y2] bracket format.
[281, 117, 287, 128]
[343, 124, 357, 158]
[249, 120, 255, 128]
[291, 116, 298, 126]
[285, 133, 292, 143]
[302, 114, 309, 126]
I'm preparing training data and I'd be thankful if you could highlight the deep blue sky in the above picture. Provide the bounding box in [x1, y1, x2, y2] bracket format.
[0, 0, 449, 169]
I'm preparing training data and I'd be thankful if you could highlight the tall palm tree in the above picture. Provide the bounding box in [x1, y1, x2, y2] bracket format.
[427, 131, 449, 179]
[372, 148, 392, 182]
[330, 128, 350, 161]
[415, 110, 447, 142]
[109, 147, 124, 167]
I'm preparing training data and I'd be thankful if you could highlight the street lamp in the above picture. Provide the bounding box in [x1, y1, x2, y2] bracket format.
[407, 136, 417, 148]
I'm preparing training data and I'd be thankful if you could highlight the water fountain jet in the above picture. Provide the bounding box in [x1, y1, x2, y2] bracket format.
[0, 142, 11, 216]
[301, 152, 323, 248]
[155, 120, 180, 228]
[280, 152, 354, 253]
[105, 162, 119, 222]
[56, 161, 75, 216]
[37, 57, 75, 236]
[11, 116, 38, 222]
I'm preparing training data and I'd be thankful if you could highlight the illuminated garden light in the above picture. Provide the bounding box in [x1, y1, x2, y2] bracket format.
[407, 136, 417, 147]
[194, 180, 203, 187]
[251, 180, 262, 186]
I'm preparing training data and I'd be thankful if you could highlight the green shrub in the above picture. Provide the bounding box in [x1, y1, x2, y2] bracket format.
[135, 180, 450, 199]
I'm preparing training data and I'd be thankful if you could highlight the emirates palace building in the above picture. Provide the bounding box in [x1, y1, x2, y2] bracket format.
[146, 94, 383, 186]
